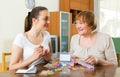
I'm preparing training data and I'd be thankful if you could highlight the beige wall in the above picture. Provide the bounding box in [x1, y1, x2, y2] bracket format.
[0, 0, 59, 63]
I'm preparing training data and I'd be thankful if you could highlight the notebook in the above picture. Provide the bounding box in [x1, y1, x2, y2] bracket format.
[16, 65, 37, 74]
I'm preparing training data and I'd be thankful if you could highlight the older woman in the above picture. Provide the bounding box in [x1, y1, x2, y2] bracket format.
[70, 11, 117, 66]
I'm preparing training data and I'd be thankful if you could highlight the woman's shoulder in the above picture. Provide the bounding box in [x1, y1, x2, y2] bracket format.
[15, 32, 25, 38]
[71, 34, 80, 41]
[13, 33, 26, 48]
[97, 32, 111, 38]
[97, 32, 112, 42]
[71, 34, 80, 39]
[14, 32, 26, 41]
[41, 31, 51, 40]
[42, 31, 50, 36]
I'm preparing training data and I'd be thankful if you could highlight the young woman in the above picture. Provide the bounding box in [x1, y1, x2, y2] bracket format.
[9, 6, 52, 70]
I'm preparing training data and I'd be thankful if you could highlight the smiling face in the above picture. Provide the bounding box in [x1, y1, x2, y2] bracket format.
[35, 10, 50, 31]
[75, 19, 92, 35]
[75, 11, 97, 35]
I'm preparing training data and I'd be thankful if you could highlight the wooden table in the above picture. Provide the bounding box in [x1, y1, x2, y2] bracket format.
[0, 65, 120, 77]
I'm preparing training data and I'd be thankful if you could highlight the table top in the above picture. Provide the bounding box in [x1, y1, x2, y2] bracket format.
[0, 65, 120, 77]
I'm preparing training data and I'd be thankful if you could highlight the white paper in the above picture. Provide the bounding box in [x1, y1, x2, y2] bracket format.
[16, 65, 37, 73]
[60, 54, 70, 62]
[29, 58, 45, 67]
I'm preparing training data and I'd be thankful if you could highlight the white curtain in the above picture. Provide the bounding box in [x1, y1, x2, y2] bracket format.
[99, 0, 120, 37]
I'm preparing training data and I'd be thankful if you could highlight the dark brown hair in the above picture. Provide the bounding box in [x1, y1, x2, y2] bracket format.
[24, 6, 48, 32]
[75, 10, 97, 31]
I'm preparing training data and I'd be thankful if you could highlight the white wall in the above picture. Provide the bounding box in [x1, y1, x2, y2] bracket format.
[0, 0, 29, 62]
[0, 0, 59, 63]
[36, 0, 59, 12]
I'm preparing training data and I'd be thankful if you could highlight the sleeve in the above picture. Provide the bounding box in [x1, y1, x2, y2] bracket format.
[104, 36, 118, 65]
[13, 33, 24, 48]
[44, 31, 51, 42]
[46, 31, 51, 42]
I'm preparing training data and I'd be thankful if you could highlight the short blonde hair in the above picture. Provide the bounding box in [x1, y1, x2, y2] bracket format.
[75, 11, 97, 31]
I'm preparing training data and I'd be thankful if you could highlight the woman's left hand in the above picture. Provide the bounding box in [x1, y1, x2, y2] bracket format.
[84, 55, 98, 65]
[43, 49, 49, 55]
[43, 49, 51, 60]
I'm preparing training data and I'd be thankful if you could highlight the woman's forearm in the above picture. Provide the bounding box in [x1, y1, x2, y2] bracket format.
[9, 55, 36, 71]
[98, 58, 117, 66]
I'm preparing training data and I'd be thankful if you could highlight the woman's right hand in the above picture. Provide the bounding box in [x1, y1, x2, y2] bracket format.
[84, 55, 98, 65]
[32, 45, 44, 60]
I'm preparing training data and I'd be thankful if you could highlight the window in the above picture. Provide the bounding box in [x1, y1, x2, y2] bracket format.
[99, 0, 120, 37]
